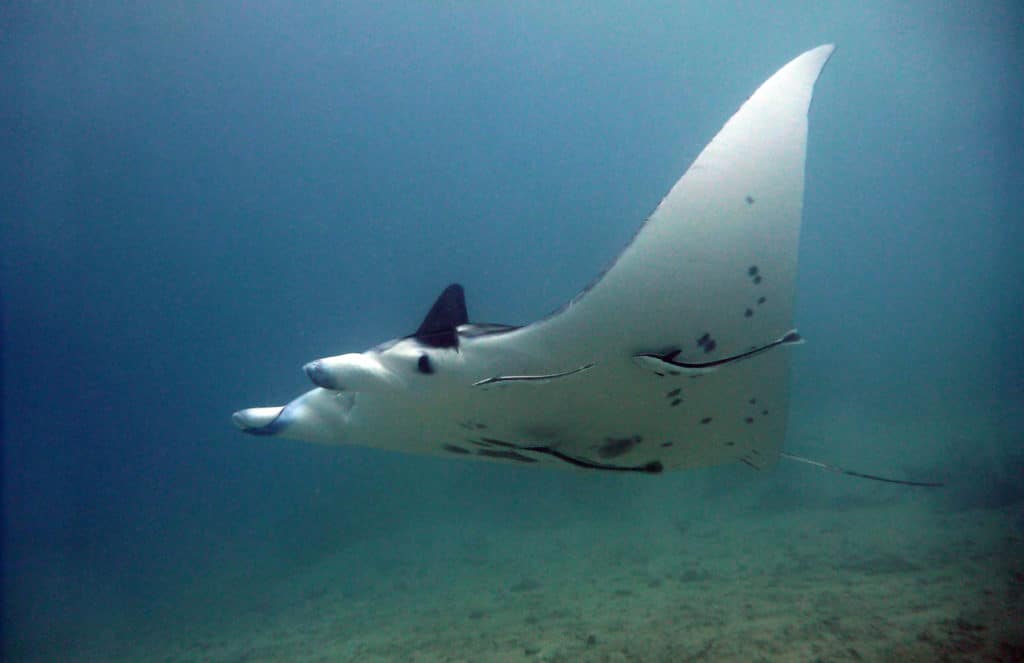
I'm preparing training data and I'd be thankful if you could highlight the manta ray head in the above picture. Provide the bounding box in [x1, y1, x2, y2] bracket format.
[304, 283, 471, 390]
[233, 284, 472, 443]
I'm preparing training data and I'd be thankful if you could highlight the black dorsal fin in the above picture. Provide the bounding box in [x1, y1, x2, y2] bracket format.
[415, 283, 468, 348]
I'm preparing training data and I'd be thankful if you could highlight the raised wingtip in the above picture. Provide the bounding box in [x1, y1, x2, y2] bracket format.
[805, 43, 836, 61]
[809, 44, 836, 79]
[787, 43, 836, 80]
[817, 43, 836, 66]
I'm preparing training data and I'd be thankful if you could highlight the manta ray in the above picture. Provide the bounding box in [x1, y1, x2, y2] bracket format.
[233, 45, 938, 485]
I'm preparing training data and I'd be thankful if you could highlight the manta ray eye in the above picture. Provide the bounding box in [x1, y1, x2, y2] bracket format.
[417, 354, 434, 374]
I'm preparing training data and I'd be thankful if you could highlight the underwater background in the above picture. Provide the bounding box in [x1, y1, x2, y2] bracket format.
[3, 2, 1022, 660]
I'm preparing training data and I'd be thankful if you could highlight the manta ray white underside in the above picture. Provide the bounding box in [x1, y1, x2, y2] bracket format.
[234, 45, 835, 474]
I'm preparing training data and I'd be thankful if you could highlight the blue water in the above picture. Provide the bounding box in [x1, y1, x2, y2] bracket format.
[3, 2, 1022, 659]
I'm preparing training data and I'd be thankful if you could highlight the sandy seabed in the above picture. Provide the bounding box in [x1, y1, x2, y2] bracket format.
[60, 494, 1022, 663]
[14, 392, 1024, 663]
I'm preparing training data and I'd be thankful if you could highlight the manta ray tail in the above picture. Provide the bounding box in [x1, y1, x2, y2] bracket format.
[780, 452, 944, 487]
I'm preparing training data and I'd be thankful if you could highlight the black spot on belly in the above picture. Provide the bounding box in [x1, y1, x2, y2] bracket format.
[670, 398, 682, 407]
[443, 444, 470, 454]
[661, 441, 674, 448]
[417, 354, 434, 374]
[598, 435, 642, 459]
[745, 417, 754, 424]
[726, 441, 735, 446]
[696, 333, 717, 354]
[745, 195, 755, 205]
[666, 388, 681, 397]
[749, 398, 757, 405]
[753, 275, 763, 284]
[477, 449, 536, 463]
[700, 417, 712, 424]
[757, 296, 766, 305]
[475, 422, 488, 429]
[744, 308, 753, 318]
[748, 265, 759, 276]
[762, 410, 769, 416]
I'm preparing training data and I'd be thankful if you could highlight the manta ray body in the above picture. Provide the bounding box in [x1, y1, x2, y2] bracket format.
[234, 46, 836, 475]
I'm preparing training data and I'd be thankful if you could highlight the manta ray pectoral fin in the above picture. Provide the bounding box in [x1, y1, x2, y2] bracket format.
[472, 363, 595, 388]
[304, 353, 399, 391]
[633, 329, 804, 376]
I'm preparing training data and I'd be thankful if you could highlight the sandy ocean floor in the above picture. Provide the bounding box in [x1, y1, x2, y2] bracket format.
[47, 491, 1020, 663]
[10, 400, 1023, 662]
